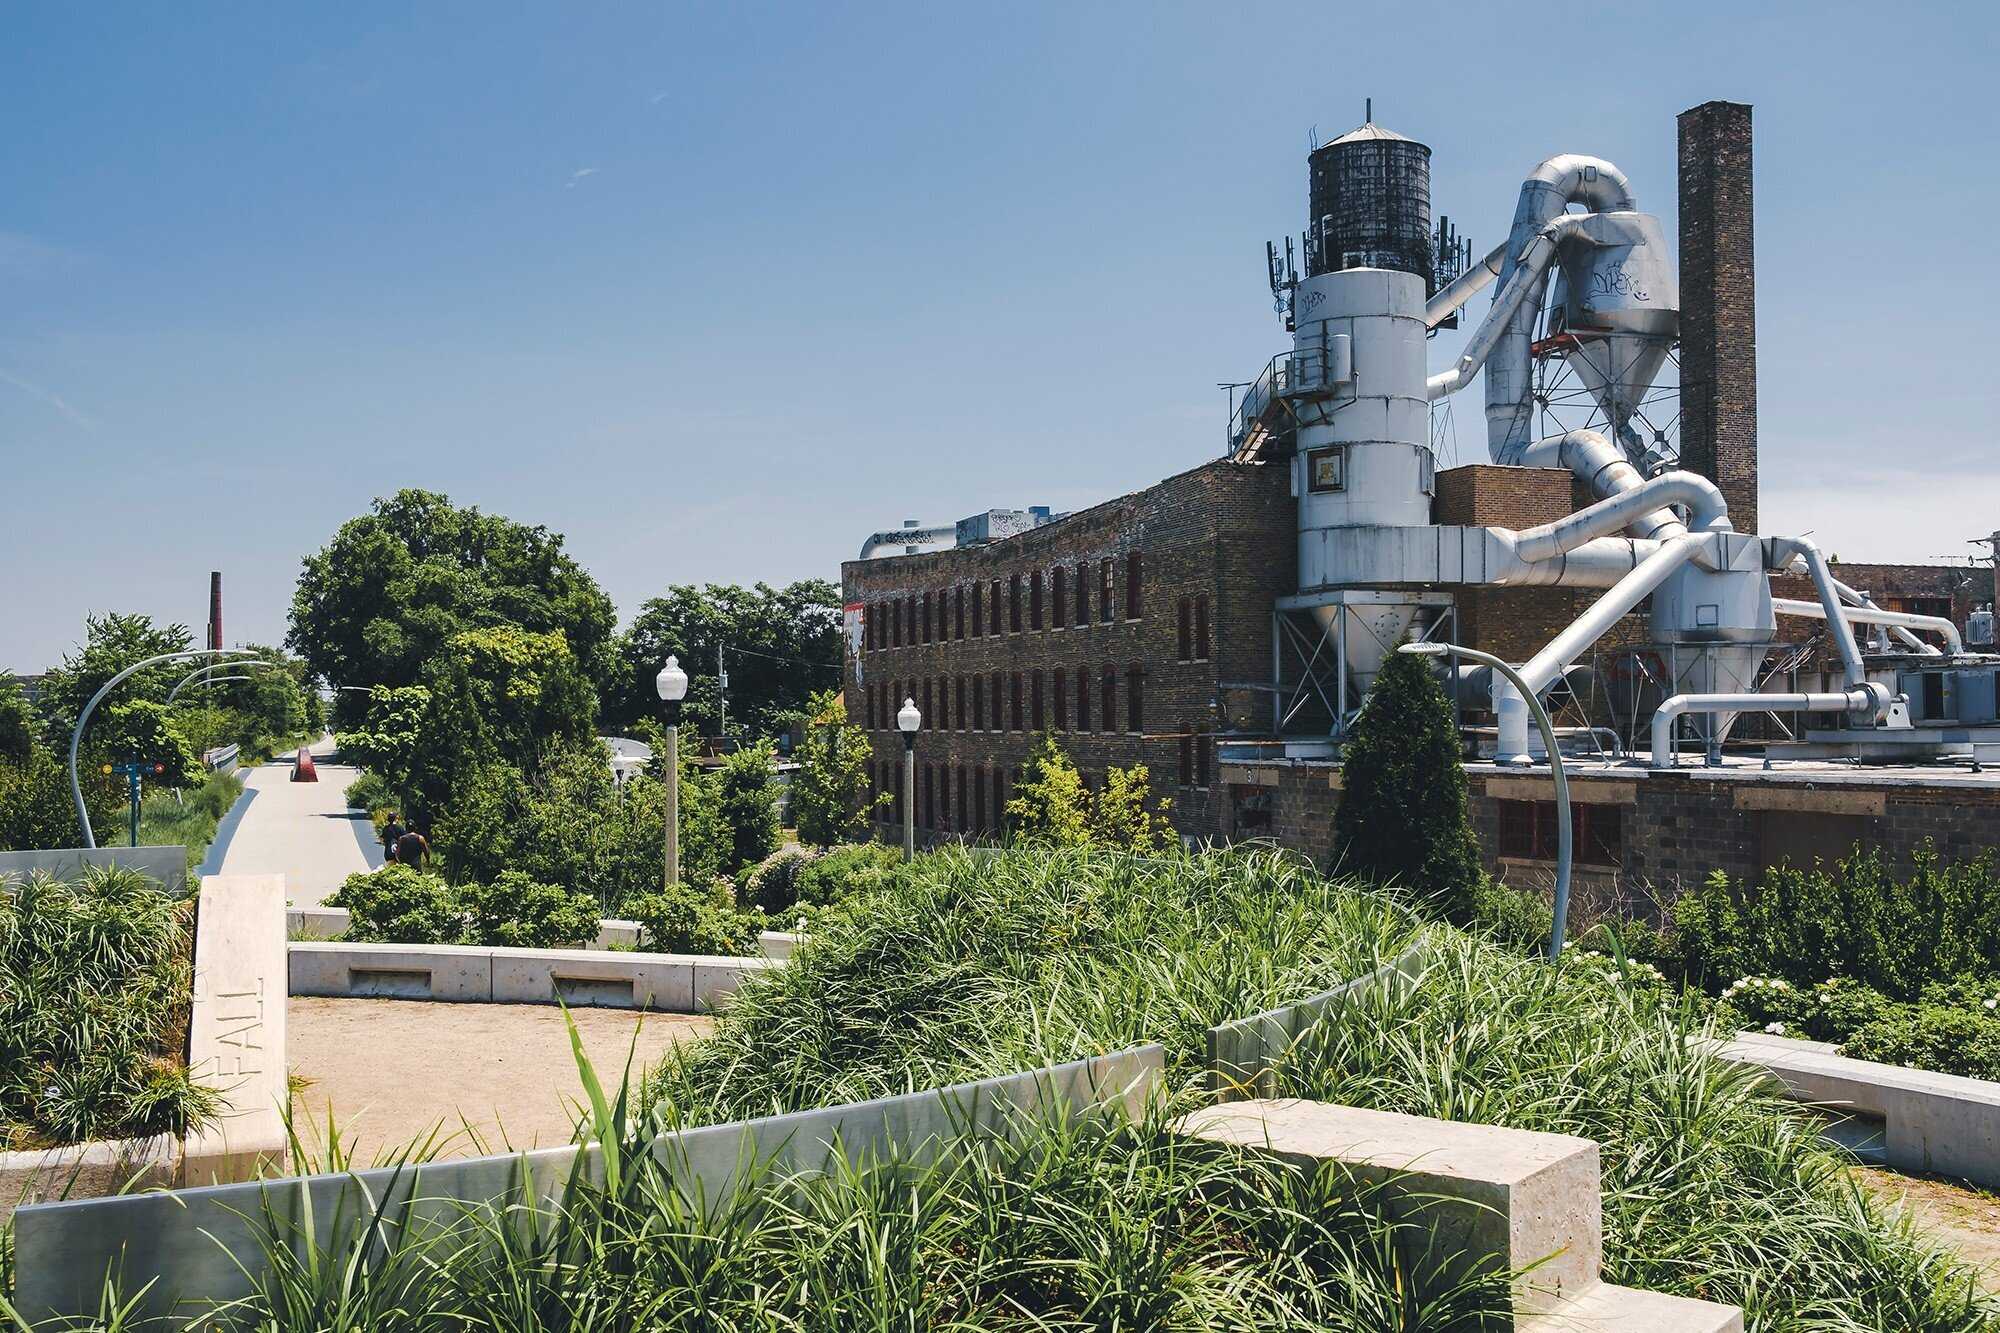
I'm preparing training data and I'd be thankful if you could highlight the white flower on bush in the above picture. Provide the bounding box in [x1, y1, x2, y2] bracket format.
[1764, 1022, 1788, 1036]
[1985, 998, 1998, 1012]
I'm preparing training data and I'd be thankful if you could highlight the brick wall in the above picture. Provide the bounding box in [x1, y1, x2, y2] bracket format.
[1233, 759, 2000, 924]
[1678, 100, 1759, 535]
[841, 458, 1294, 843]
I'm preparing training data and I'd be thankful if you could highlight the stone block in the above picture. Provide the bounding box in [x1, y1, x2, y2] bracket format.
[286, 942, 492, 1001]
[1521, 1281, 1743, 1332]
[694, 955, 780, 1009]
[181, 874, 290, 1185]
[1175, 1099, 1601, 1314]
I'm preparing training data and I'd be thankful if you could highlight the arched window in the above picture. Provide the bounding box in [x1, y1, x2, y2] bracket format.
[1074, 562, 1091, 627]
[1126, 662, 1144, 733]
[1009, 574, 1023, 633]
[1029, 570, 1043, 630]
[989, 579, 1003, 636]
[1052, 566, 1067, 628]
[970, 581, 983, 637]
[955, 585, 966, 640]
[1125, 554, 1142, 619]
[1075, 662, 1091, 730]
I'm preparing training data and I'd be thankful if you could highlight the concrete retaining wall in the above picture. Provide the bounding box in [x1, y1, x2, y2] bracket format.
[11, 1045, 1164, 1323]
[1207, 939, 1427, 1098]
[287, 940, 780, 1011]
[286, 904, 803, 961]
[0, 844, 188, 887]
[1717, 1030, 2000, 1190]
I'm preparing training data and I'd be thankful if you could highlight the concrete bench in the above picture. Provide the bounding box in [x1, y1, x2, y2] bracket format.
[1174, 1099, 1740, 1331]
[1717, 1030, 2000, 1189]
[287, 940, 779, 1012]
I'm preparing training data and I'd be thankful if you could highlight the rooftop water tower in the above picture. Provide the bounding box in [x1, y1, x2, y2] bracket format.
[1284, 117, 1444, 722]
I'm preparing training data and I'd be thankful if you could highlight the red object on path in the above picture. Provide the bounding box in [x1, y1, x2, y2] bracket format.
[292, 747, 318, 782]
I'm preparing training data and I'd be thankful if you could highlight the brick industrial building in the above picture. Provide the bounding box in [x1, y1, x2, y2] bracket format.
[841, 101, 2000, 906]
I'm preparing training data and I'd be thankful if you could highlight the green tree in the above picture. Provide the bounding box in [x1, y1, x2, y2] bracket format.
[423, 626, 598, 774]
[37, 613, 194, 737]
[1006, 733, 1093, 847]
[0, 676, 40, 762]
[334, 685, 436, 819]
[608, 581, 841, 739]
[0, 749, 120, 850]
[791, 690, 878, 847]
[288, 489, 617, 703]
[94, 701, 204, 789]
[717, 741, 782, 872]
[1091, 764, 1174, 853]
[1333, 648, 1483, 923]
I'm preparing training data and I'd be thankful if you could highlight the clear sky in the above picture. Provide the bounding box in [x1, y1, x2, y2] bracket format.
[4, 1, 1995, 670]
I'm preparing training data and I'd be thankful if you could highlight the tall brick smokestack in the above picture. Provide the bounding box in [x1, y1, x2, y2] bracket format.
[1677, 100, 1759, 535]
[208, 571, 223, 651]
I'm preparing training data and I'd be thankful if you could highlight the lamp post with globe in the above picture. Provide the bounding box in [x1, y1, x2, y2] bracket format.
[896, 696, 921, 860]
[655, 655, 690, 890]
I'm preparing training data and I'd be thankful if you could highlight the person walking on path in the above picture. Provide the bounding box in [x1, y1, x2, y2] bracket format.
[394, 826, 431, 870]
[381, 812, 408, 863]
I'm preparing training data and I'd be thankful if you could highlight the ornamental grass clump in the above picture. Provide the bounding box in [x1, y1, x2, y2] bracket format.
[1281, 930, 1998, 1329]
[0, 866, 220, 1149]
[652, 844, 1416, 1122]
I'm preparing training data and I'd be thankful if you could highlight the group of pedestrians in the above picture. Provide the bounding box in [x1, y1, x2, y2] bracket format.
[379, 811, 430, 868]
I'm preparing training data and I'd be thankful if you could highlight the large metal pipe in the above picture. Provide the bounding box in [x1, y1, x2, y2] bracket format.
[1518, 535, 1705, 698]
[1825, 573, 1938, 655]
[1650, 689, 1879, 768]
[1510, 428, 1687, 543]
[1513, 471, 1728, 566]
[1424, 240, 1507, 329]
[1485, 156, 1636, 456]
[1426, 216, 1586, 401]
[1488, 534, 1661, 587]
[1771, 598, 1962, 655]
[1771, 537, 1869, 690]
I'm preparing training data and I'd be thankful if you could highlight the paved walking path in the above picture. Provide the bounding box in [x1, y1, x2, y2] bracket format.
[213, 735, 380, 905]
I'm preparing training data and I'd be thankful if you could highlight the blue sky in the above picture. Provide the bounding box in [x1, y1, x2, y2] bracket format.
[3, 1, 1995, 670]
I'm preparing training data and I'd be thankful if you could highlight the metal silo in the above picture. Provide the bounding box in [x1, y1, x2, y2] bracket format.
[1305, 122, 1435, 291]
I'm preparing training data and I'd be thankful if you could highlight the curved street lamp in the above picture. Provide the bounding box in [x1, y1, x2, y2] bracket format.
[165, 659, 272, 706]
[69, 648, 255, 847]
[897, 696, 922, 860]
[655, 655, 690, 890]
[1397, 640, 1571, 961]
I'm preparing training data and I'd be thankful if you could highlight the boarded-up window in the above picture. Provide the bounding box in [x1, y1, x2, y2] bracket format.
[1100, 664, 1116, 732]
[990, 672, 1003, 731]
[955, 676, 967, 731]
[1126, 554, 1142, 619]
[971, 582, 983, 637]
[1030, 570, 1043, 630]
[1052, 566, 1067, 628]
[1194, 595, 1211, 661]
[1009, 574, 1022, 632]
[1010, 671, 1024, 731]
[990, 580, 1003, 636]
[955, 586, 966, 640]
[1075, 662, 1091, 730]
[1053, 668, 1068, 731]
[1497, 800, 1623, 869]
[1075, 562, 1091, 626]
[1126, 663, 1143, 733]
[1031, 669, 1044, 731]
[1178, 597, 1192, 661]
[1178, 727, 1193, 787]
[1195, 724, 1212, 788]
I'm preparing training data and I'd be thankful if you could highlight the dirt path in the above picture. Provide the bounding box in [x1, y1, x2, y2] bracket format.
[1851, 1165, 2000, 1290]
[288, 997, 711, 1167]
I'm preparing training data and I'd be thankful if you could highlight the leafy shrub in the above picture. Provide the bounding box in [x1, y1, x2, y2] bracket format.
[625, 880, 764, 956]
[1812, 976, 1899, 1039]
[792, 842, 905, 911]
[1333, 649, 1482, 924]
[790, 689, 878, 847]
[738, 844, 820, 914]
[329, 864, 462, 943]
[1468, 877, 1552, 953]
[1716, 975, 1816, 1037]
[1, 866, 220, 1147]
[1846, 1004, 2000, 1080]
[0, 748, 120, 851]
[342, 770, 396, 818]
[1090, 763, 1174, 852]
[1919, 973, 2000, 1016]
[331, 863, 600, 948]
[1673, 842, 2000, 999]
[460, 870, 598, 948]
[1006, 734, 1175, 852]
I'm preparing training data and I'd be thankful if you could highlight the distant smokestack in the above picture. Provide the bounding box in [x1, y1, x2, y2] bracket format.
[1677, 100, 1759, 534]
[208, 571, 223, 651]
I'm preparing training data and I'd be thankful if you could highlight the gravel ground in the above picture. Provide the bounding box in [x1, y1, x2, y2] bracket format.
[287, 997, 711, 1167]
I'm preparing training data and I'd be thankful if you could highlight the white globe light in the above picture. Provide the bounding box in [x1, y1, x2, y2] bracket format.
[897, 696, 922, 733]
[655, 655, 689, 702]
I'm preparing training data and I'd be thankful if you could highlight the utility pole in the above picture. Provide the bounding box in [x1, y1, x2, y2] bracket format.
[717, 644, 728, 742]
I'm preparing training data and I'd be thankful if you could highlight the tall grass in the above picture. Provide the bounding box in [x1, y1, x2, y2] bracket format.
[651, 844, 1417, 1122]
[132, 769, 244, 871]
[0, 866, 220, 1150]
[1282, 929, 1999, 1329]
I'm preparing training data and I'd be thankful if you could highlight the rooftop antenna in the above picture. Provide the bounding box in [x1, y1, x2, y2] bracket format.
[1365, 97, 1372, 124]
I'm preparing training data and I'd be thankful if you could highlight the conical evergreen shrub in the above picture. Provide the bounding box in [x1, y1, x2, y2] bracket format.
[1333, 648, 1482, 923]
